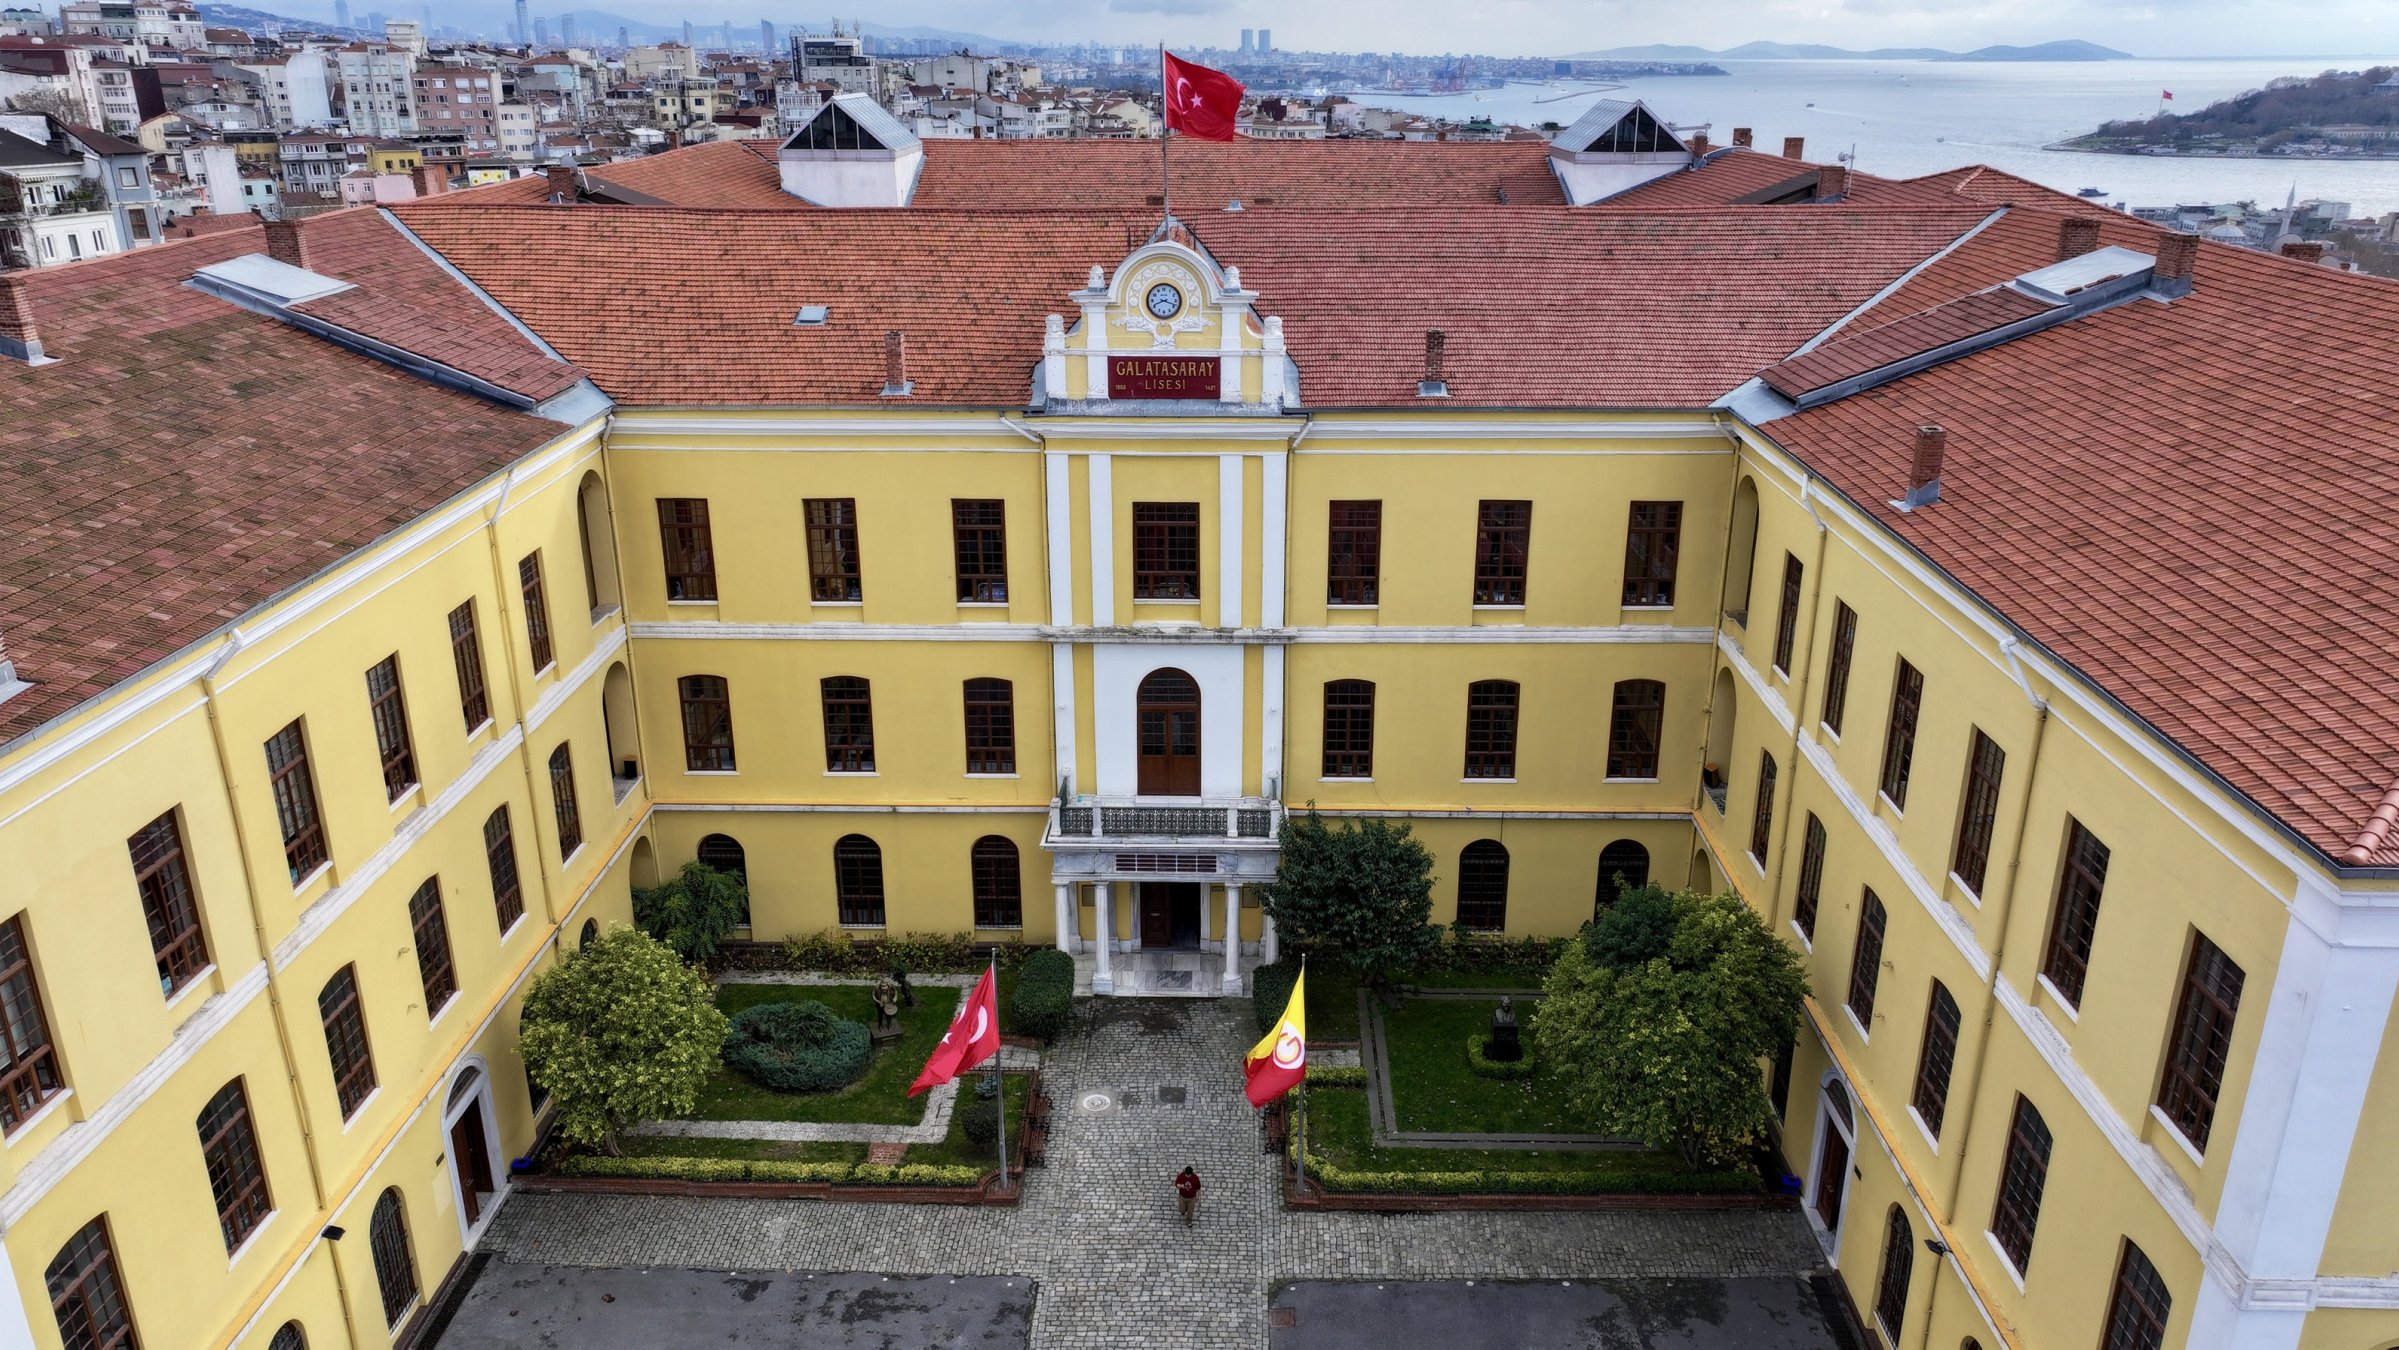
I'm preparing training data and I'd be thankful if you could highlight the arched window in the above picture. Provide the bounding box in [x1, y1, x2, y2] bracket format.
[269, 1322, 308, 1350]
[575, 470, 618, 613]
[1824, 1077, 1854, 1132]
[971, 836, 1022, 929]
[834, 835, 885, 927]
[1873, 1204, 1913, 1344]
[547, 742, 581, 860]
[368, 1188, 418, 1327]
[577, 918, 598, 949]
[445, 1064, 483, 1112]
[1595, 840, 1650, 916]
[1136, 668, 1202, 795]
[1725, 476, 1760, 624]
[1456, 840, 1509, 933]
[697, 834, 746, 884]
[678, 675, 735, 772]
[46, 1217, 134, 1350]
[1606, 679, 1664, 779]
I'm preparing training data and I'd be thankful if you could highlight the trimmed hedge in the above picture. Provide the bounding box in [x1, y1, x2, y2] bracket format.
[1299, 1151, 1764, 1196]
[1415, 935, 1570, 976]
[557, 1154, 986, 1187]
[1465, 1035, 1535, 1080]
[774, 930, 1040, 976]
[1011, 949, 1075, 1040]
[721, 1000, 872, 1092]
[1304, 1064, 1367, 1087]
[959, 1092, 1002, 1146]
[1252, 961, 1300, 1036]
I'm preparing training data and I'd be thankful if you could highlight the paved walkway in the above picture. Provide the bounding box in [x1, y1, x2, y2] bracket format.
[473, 999, 1826, 1350]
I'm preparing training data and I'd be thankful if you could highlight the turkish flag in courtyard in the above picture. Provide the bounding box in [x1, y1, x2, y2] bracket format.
[908, 966, 1002, 1097]
[1163, 52, 1244, 142]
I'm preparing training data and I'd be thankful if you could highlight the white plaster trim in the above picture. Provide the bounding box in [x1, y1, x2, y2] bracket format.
[1261, 453, 1288, 630]
[1088, 454, 1114, 627]
[0, 961, 270, 1228]
[1311, 808, 1690, 821]
[1044, 451, 1073, 627]
[1297, 418, 1730, 442]
[1261, 644, 1285, 796]
[1792, 718, 1990, 983]
[1028, 418, 1299, 443]
[1052, 641, 1077, 795]
[1981, 1230, 2028, 1294]
[1218, 454, 1243, 630]
[604, 413, 1037, 441]
[271, 727, 522, 972]
[522, 625, 626, 735]
[1292, 625, 1714, 644]
[653, 802, 1048, 815]
[626, 622, 1717, 646]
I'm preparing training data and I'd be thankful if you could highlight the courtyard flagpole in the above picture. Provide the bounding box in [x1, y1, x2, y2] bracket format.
[991, 954, 1010, 1193]
[1292, 958, 1306, 1193]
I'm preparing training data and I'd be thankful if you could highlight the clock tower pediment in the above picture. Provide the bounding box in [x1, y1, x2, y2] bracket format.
[1039, 236, 1295, 412]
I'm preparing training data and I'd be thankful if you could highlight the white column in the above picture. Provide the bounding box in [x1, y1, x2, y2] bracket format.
[1091, 881, 1115, 994]
[1262, 911, 1279, 966]
[1223, 883, 1244, 991]
[1088, 454, 1114, 626]
[1199, 881, 1214, 949]
[1054, 883, 1076, 954]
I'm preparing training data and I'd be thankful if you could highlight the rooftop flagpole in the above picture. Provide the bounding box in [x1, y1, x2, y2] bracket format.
[1159, 41, 1171, 228]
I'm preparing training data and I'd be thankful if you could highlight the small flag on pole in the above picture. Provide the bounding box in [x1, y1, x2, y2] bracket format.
[1163, 51, 1244, 142]
[908, 966, 1001, 1097]
[2161, 90, 2174, 100]
[1243, 969, 1306, 1107]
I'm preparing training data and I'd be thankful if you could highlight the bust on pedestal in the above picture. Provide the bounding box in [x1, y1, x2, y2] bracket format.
[870, 974, 903, 1044]
[1484, 995, 1523, 1062]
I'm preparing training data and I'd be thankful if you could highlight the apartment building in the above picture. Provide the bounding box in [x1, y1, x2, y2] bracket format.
[0, 102, 2394, 1350]
[332, 41, 412, 137]
[408, 65, 499, 155]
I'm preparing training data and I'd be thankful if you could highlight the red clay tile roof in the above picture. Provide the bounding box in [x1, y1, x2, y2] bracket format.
[392, 203, 1990, 410]
[0, 228, 567, 745]
[1758, 286, 2052, 399]
[1596, 149, 1823, 208]
[1903, 165, 2120, 218]
[164, 209, 263, 238]
[1759, 222, 2399, 865]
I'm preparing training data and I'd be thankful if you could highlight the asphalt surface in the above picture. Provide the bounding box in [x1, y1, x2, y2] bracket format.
[1268, 1277, 1848, 1349]
[435, 1260, 1034, 1348]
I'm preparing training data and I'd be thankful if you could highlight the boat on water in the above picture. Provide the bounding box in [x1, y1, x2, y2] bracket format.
[2078, 187, 2108, 198]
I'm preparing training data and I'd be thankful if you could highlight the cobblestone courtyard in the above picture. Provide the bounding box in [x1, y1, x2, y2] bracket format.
[465, 999, 1830, 1349]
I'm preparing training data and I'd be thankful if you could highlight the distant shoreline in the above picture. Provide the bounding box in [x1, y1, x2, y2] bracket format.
[2044, 142, 2399, 161]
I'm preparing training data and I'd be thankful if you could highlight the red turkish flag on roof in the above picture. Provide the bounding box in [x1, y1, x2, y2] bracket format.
[1163, 51, 1243, 142]
[907, 966, 1002, 1097]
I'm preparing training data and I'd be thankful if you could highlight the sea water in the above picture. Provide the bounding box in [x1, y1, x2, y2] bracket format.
[1357, 58, 2399, 215]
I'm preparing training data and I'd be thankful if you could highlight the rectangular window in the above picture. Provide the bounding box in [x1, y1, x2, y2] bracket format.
[1912, 982, 1961, 1138]
[1951, 730, 2007, 894]
[821, 676, 876, 773]
[678, 675, 736, 772]
[1821, 601, 1857, 734]
[1847, 888, 1887, 1028]
[45, 1218, 134, 1350]
[2157, 933, 2244, 1152]
[1991, 1096, 2055, 1273]
[1462, 680, 1519, 779]
[2101, 1243, 2172, 1350]
[548, 743, 582, 859]
[0, 916, 63, 1132]
[1472, 500, 1531, 605]
[1878, 658, 1924, 808]
[963, 678, 1015, 775]
[1132, 502, 1201, 600]
[447, 601, 491, 732]
[365, 655, 417, 800]
[1621, 500, 1681, 606]
[198, 1079, 271, 1253]
[804, 498, 862, 602]
[1606, 680, 1664, 779]
[129, 810, 210, 996]
[406, 878, 456, 1018]
[318, 964, 375, 1118]
[1327, 500, 1382, 605]
[1321, 680, 1375, 778]
[1772, 553, 1804, 674]
[265, 720, 329, 884]
[2039, 821, 2111, 1009]
[951, 499, 1008, 602]
[1748, 750, 1777, 862]
[483, 807, 523, 933]
[656, 498, 717, 602]
[517, 552, 554, 673]
[1792, 814, 1826, 941]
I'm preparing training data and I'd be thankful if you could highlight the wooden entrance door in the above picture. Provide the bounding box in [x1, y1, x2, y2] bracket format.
[449, 1100, 496, 1227]
[1137, 668, 1201, 796]
[1140, 883, 1202, 949]
[1811, 1117, 1849, 1236]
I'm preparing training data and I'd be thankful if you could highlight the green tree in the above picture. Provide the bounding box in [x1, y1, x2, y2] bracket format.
[1260, 810, 1442, 996]
[519, 927, 729, 1155]
[632, 859, 749, 963]
[1536, 886, 1808, 1170]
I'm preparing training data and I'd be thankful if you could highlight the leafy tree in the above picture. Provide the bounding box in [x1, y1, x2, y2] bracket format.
[1582, 884, 1679, 972]
[1260, 810, 1442, 996]
[1535, 886, 1808, 1170]
[519, 927, 729, 1155]
[632, 860, 749, 963]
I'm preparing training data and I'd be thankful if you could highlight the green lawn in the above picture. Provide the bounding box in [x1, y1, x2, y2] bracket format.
[1380, 996, 1594, 1135]
[1304, 1086, 1700, 1181]
[910, 1071, 1033, 1171]
[618, 1134, 866, 1164]
[1305, 967, 1361, 1043]
[688, 983, 953, 1125]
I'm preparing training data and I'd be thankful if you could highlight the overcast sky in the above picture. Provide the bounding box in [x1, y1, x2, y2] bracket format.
[737, 0, 2399, 59]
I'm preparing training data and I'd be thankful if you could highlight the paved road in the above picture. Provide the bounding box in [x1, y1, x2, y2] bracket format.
[437, 1265, 1032, 1348]
[461, 999, 1832, 1350]
[1270, 1277, 1847, 1349]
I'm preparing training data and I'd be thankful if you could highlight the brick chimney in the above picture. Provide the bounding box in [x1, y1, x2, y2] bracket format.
[1419, 328, 1448, 398]
[2280, 239, 2326, 264]
[0, 272, 43, 364]
[1688, 131, 1709, 156]
[408, 165, 447, 197]
[1895, 424, 1945, 511]
[881, 329, 913, 396]
[543, 164, 577, 199]
[2152, 230, 2198, 298]
[1816, 165, 1849, 200]
[2058, 217, 2101, 261]
[262, 217, 307, 269]
[1732, 127, 1753, 148]
[1781, 136, 1804, 160]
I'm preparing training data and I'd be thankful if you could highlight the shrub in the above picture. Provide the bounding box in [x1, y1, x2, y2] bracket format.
[632, 861, 751, 964]
[1304, 1064, 1367, 1087]
[1252, 960, 1300, 1036]
[558, 1154, 751, 1182]
[850, 1163, 985, 1187]
[881, 931, 977, 973]
[1300, 1151, 1762, 1197]
[721, 1000, 872, 1093]
[552, 1155, 987, 1188]
[1261, 811, 1442, 996]
[519, 928, 730, 1154]
[746, 1159, 859, 1184]
[959, 1091, 1002, 1145]
[1466, 1034, 1535, 1080]
[783, 928, 866, 975]
[1011, 948, 1075, 1039]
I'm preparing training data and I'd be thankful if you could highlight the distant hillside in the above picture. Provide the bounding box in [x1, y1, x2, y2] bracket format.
[195, 2, 358, 35]
[1568, 38, 2132, 61]
[2062, 64, 2399, 154]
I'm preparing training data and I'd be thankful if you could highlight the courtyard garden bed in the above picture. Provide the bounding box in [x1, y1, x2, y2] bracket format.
[1380, 996, 1580, 1135]
[689, 982, 951, 1125]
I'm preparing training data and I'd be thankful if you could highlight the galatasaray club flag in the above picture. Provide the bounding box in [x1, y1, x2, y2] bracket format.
[1243, 969, 1307, 1107]
[1163, 51, 1244, 142]
[908, 966, 1002, 1097]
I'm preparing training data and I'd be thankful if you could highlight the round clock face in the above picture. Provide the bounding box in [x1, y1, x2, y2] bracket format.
[1145, 283, 1183, 320]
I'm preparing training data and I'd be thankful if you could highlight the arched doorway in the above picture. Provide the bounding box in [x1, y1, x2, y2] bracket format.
[441, 1059, 502, 1237]
[575, 470, 620, 616]
[628, 836, 657, 890]
[1725, 476, 1760, 626]
[1807, 1074, 1857, 1258]
[1595, 839, 1650, 920]
[1137, 668, 1201, 796]
[1704, 667, 1737, 807]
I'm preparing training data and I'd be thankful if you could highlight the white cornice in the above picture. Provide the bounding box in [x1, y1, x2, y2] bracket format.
[628, 622, 1716, 646]
[1297, 418, 1732, 442]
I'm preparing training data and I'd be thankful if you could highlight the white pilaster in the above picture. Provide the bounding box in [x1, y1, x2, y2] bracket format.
[1218, 453, 1243, 629]
[1088, 453, 1114, 626]
[1054, 883, 1076, 954]
[1044, 450, 1073, 626]
[1260, 451, 1288, 628]
[1261, 644, 1285, 797]
[1051, 641, 1075, 796]
[1223, 884, 1244, 991]
[1092, 881, 1115, 993]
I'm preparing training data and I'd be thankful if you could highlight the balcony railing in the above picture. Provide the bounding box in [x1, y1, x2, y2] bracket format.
[1047, 795, 1282, 846]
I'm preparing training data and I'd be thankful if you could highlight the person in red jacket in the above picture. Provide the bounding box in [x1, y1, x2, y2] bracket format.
[1174, 1166, 1202, 1225]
